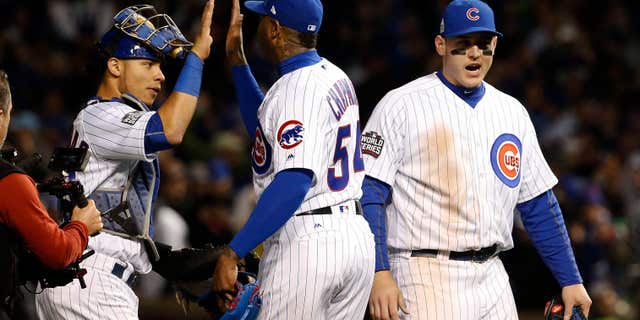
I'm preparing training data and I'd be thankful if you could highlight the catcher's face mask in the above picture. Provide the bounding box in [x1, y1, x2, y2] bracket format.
[100, 4, 193, 60]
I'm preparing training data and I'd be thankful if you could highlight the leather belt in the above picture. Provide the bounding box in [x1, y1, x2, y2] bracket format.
[296, 200, 363, 216]
[111, 263, 137, 288]
[411, 244, 499, 263]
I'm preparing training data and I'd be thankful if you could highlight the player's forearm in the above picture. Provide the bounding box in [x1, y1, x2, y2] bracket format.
[232, 65, 264, 136]
[229, 169, 313, 258]
[158, 52, 204, 145]
[517, 190, 583, 286]
[157, 92, 197, 145]
[228, 51, 248, 67]
[361, 175, 392, 271]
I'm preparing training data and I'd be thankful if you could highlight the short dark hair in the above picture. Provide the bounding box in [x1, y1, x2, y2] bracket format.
[0, 70, 10, 113]
[297, 32, 317, 49]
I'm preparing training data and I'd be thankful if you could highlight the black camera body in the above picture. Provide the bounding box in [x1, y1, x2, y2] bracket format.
[47, 147, 90, 172]
[37, 147, 90, 211]
[2, 147, 95, 291]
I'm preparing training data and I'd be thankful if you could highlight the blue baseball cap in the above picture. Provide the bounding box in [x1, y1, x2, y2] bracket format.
[440, 0, 502, 38]
[99, 28, 163, 61]
[245, 0, 323, 34]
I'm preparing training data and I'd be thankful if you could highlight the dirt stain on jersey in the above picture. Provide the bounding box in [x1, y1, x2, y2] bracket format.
[420, 124, 467, 244]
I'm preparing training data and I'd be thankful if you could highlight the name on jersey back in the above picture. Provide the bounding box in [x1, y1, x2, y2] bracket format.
[326, 79, 357, 121]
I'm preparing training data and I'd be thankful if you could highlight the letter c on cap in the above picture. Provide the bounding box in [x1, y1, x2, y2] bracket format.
[466, 8, 480, 21]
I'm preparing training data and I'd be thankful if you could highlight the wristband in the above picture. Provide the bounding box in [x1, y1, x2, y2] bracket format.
[174, 52, 204, 97]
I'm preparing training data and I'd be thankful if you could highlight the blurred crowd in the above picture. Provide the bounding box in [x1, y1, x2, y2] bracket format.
[1, 0, 639, 319]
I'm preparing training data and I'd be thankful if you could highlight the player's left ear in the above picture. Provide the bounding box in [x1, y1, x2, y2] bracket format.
[263, 17, 278, 41]
[270, 18, 285, 48]
[434, 35, 447, 57]
[106, 57, 122, 77]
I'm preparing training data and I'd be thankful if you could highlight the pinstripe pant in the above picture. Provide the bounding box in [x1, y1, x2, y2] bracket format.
[35, 252, 139, 320]
[390, 252, 518, 320]
[257, 214, 375, 320]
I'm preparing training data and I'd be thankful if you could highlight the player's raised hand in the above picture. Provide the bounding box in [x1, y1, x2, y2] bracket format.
[369, 270, 409, 320]
[191, 0, 215, 60]
[226, 0, 247, 66]
[561, 283, 591, 320]
[211, 245, 240, 311]
[70, 199, 103, 235]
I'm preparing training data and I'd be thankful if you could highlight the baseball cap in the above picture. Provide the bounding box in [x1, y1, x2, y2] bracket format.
[99, 29, 163, 62]
[244, 0, 323, 34]
[440, 0, 502, 38]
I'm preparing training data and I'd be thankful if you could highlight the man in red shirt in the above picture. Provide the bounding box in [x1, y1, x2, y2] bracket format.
[0, 70, 103, 318]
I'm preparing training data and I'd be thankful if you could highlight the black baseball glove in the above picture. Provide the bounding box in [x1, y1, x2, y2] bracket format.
[544, 295, 587, 320]
[151, 242, 261, 318]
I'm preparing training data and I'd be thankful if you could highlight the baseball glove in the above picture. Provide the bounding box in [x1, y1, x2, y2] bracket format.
[151, 242, 261, 319]
[192, 272, 261, 320]
[544, 295, 587, 320]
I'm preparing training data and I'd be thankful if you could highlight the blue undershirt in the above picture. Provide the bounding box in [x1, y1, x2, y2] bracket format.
[229, 169, 313, 258]
[231, 65, 264, 136]
[361, 175, 582, 286]
[435, 70, 485, 108]
[516, 190, 583, 286]
[144, 113, 172, 154]
[361, 175, 392, 271]
[278, 50, 321, 76]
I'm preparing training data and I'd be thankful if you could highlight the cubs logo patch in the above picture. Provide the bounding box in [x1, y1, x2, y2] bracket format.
[490, 133, 522, 188]
[277, 120, 304, 149]
[361, 131, 384, 158]
[121, 111, 144, 125]
[466, 7, 480, 21]
[251, 125, 272, 175]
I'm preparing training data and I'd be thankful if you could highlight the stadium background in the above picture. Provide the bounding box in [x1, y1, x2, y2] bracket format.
[1, 0, 639, 319]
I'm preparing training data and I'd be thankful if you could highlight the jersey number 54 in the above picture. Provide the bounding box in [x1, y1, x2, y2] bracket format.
[328, 121, 365, 191]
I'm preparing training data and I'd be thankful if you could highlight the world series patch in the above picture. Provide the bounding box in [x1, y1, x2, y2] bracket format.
[121, 111, 144, 125]
[361, 131, 384, 158]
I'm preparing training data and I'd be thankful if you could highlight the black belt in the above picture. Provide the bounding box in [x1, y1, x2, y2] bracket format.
[296, 200, 363, 216]
[111, 263, 137, 288]
[411, 244, 499, 263]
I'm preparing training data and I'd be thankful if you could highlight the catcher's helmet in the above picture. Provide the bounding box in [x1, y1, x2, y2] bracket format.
[98, 28, 163, 61]
[98, 4, 193, 60]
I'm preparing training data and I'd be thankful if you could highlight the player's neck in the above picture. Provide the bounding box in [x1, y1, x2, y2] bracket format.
[276, 46, 314, 63]
[96, 82, 122, 101]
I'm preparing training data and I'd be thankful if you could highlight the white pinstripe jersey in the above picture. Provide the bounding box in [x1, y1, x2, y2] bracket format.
[250, 58, 364, 214]
[70, 99, 156, 195]
[362, 72, 557, 252]
[69, 98, 156, 272]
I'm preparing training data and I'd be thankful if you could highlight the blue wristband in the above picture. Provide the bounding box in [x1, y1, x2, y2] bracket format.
[174, 52, 204, 97]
